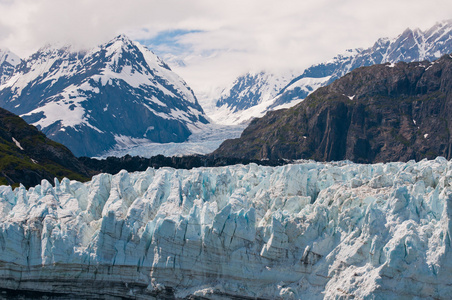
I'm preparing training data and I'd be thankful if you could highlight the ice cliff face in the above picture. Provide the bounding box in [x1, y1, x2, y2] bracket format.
[1, 158, 452, 299]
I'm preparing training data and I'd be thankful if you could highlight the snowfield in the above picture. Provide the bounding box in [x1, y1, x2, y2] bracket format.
[0, 158, 451, 299]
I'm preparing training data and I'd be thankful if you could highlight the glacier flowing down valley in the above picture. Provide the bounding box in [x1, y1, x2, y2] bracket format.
[0, 158, 452, 299]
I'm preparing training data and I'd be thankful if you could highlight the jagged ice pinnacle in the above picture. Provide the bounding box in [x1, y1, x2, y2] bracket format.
[0, 158, 451, 298]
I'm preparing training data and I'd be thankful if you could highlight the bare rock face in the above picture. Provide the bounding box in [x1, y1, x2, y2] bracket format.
[0, 107, 90, 187]
[214, 54, 452, 163]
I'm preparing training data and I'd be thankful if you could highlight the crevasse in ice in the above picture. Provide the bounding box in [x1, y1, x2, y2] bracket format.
[0, 158, 451, 299]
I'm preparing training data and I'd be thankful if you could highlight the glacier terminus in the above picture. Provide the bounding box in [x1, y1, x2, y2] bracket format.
[0, 158, 451, 299]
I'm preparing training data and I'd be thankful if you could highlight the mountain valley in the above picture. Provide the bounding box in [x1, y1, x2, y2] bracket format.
[1, 20, 452, 300]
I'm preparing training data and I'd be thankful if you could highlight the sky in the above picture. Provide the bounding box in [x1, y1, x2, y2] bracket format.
[1, 0, 452, 99]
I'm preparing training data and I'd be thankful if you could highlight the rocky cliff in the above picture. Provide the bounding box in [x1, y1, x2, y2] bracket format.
[214, 54, 452, 162]
[0, 107, 91, 187]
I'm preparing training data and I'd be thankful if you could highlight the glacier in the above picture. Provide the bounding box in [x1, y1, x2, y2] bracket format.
[0, 158, 452, 299]
[98, 123, 247, 158]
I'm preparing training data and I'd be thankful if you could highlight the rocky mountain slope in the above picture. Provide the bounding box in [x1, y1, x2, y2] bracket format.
[0, 35, 208, 157]
[214, 54, 452, 162]
[210, 71, 296, 124]
[0, 158, 450, 299]
[0, 107, 90, 187]
[213, 20, 452, 125]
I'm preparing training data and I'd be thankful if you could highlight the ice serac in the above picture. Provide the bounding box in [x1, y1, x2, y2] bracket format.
[1, 158, 452, 298]
[0, 35, 208, 157]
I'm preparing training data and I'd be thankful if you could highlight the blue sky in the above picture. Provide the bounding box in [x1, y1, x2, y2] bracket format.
[139, 29, 202, 57]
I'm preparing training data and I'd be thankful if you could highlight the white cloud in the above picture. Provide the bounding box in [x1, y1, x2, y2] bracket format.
[0, 0, 451, 98]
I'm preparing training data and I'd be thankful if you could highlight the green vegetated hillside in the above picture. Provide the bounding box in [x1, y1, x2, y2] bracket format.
[0, 107, 91, 187]
[214, 54, 452, 163]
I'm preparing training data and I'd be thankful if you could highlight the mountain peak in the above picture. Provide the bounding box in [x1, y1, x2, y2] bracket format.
[38, 42, 74, 54]
[373, 37, 390, 49]
[0, 49, 20, 67]
[105, 34, 135, 49]
[436, 19, 452, 28]
[0, 49, 21, 85]
[100, 34, 148, 66]
[0, 37, 207, 157]
[400, 27, 416, 37]
[112, 34, 132, 42]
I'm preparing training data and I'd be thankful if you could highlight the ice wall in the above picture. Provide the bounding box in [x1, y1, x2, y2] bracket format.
[0, 158, 451, 299]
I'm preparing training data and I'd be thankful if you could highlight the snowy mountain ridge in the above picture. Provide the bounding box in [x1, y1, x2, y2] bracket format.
[216, 71, 296, 110]
[212, 19, 452, 125]
[0, 35, 208, 157]
[0, 48, 20, 85]
[207, 70, 296, 125]
[0, 158, 451, 298]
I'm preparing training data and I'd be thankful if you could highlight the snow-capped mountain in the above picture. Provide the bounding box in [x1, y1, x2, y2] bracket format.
[214, 20, 452, 125]
[0, 49, 20, 85]
[0, 35, 208, 157]
[275, 20, 452, 107]
[0, 158, 451, 298]
[210, 71, 296, 125]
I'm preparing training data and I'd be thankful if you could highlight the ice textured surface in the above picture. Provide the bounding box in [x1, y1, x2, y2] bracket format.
[99, 123, 246, 158]
[1, 158, 452, 298]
